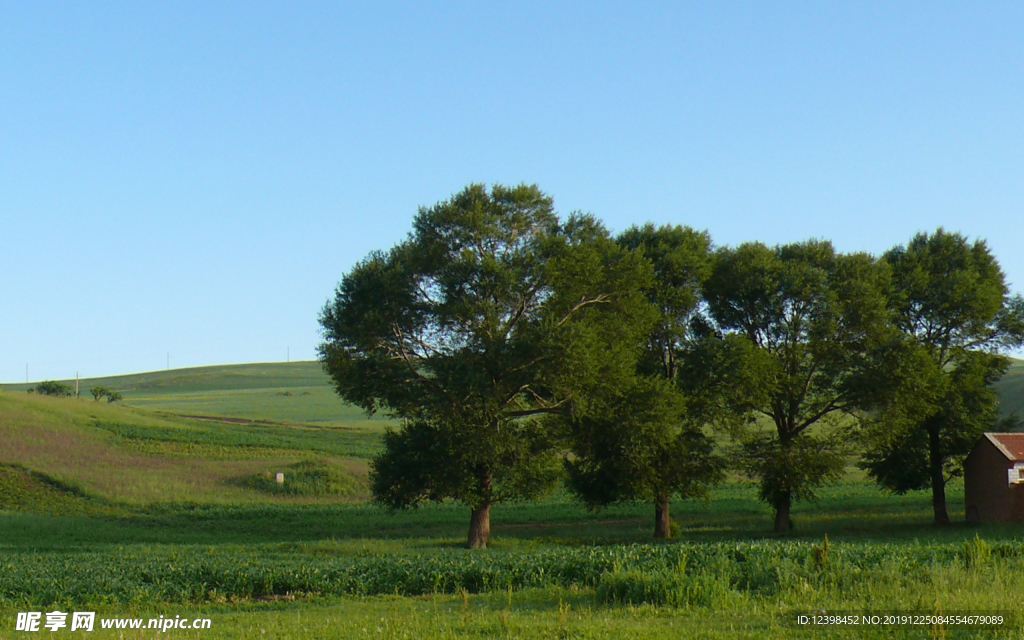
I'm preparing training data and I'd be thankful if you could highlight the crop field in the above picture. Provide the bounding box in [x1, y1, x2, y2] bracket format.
[2, 363, 1024, 638]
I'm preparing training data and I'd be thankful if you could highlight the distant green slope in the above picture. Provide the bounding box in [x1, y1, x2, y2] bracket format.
[996, 358, 1024, 420]
[0, 362, 389, 428]
[1, 361, 330, 396]
[0, 391, 374, 506]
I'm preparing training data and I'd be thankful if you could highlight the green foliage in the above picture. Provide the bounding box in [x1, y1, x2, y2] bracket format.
[320, 184, 655, 547]
[616, 224, 713, 382]
[704, 240, 893, 531]
[239, 460, 362, 497]
[563, 377, 724, 514]
[564, 225, 763, 538]
[741, 430, 847, 508]
[369, 420, 560, 511]
[961, 534, 992, 569]
[35, 380, 74, 397]
[861, 350, 1010, 492]
[862, 229, 1024, 524]
[90, 386, 122, 402]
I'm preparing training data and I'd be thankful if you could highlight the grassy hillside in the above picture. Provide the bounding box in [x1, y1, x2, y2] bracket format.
[0, 390, 374, 506]
[996, 358, 1024, 420]
[0, 362, 391, 429]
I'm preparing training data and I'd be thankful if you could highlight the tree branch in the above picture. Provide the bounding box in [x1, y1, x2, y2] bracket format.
[557, 294, 611, 326]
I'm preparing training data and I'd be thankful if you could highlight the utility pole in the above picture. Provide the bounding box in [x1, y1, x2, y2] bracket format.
[76, 372, 79, 398]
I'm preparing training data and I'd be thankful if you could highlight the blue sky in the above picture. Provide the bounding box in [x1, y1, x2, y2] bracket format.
[2, 2, 1023, 382]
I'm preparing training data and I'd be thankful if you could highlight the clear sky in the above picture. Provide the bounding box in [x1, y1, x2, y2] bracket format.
[2, 2, 1023, 382]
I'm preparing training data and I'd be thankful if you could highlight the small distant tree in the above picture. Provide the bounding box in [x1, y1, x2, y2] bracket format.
[89, 385, 122, 402]
[35, 381, 73, 397]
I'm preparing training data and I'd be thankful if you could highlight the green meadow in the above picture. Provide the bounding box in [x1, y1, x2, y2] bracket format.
[995, 358, 1024, 419]
[1, 361, 389, 429]
[2, 362, 1024, 638]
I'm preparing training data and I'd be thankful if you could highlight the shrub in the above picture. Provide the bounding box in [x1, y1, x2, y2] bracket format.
[35, 381, 73, 397]
[90, 386, 122, 402]
[962, 534, 992, 569]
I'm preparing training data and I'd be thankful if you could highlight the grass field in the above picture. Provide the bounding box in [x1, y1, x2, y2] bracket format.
[995, 358, 1024, 420]
[0, 362, 391, 429]
[3, 363, 1024, 638]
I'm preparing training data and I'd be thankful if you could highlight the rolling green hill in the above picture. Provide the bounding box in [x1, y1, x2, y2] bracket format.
[0, 390, 375, 507]
[1, 361, 391, 429]
[995, 358, 1024, 420]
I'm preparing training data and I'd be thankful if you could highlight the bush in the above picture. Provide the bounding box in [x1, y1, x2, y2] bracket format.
[962, 534, 992, 569]
[35, 381, 73, 397]
[89, 387, 122, 403]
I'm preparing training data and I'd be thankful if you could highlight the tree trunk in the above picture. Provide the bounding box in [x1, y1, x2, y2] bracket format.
[467, 503, 491, 549]
[928, 425, 950, 526]
[653, 493, 671, 539]
[773, 491, 792, 533]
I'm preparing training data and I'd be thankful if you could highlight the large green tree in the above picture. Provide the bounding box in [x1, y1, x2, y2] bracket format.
[860, 229, 1024, 525]
[703, 240, 892, 532]
[562, 224, 757, 538]
[318, 184, 653, 548]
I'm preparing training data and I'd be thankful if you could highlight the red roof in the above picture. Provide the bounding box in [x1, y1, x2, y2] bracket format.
[984, 433, 1024, 461]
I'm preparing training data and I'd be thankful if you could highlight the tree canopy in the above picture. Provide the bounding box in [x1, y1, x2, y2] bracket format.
[318, 184, 654, 548]
[703, 240, 893, 532]
[562, 224, 761, 538]
[860, 229, 1024, 525]
[320, 186, 1023, 537]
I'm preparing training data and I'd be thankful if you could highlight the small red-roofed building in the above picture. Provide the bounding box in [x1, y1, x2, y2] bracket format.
[964, 433, 1024, 524]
